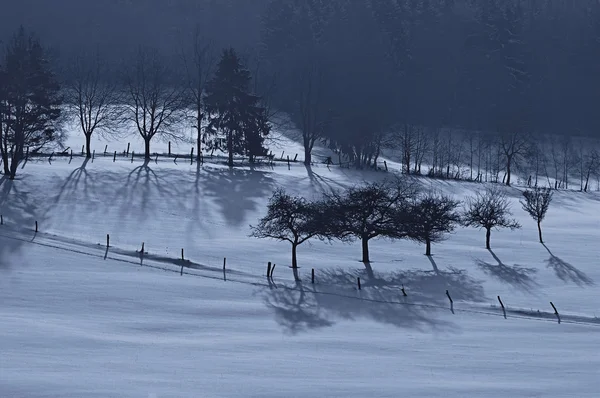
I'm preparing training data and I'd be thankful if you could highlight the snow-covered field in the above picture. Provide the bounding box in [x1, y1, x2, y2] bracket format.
[1, 130, 599, 397]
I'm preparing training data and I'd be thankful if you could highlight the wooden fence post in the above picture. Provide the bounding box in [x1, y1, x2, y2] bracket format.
[106, 234, 110, 248]
[550, 302, 561, 324]
[311, 268, 315, 284]
[92, 150, 95, 161]
[223, 257, 226, 270]
[497, 296, 507, 319]
[104, 145, 108, 156]
[113, 151, 116, 162]
[384, 160, 388, 172]
[267, 262, 272, 278]
[0, 214, 3, 225]
[357, 277, 361, 290]
[181, 248, 184, 261]
[141, 242, 145, 253]
[191, 147, 194, 164]
[81, 145, 84, 155]
[131, 151, 134, 163]
[35, 221, 38, 233]
[126, 143, 130, 156]
[446, 290, 454, 314]
[168, 142, 171, 157]
[401, 285, 407, 297]
[70, 150, 73, 161]
[293, 154, 298, 162]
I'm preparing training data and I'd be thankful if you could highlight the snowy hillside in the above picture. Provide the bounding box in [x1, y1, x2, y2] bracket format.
[1, 130, 599, 397]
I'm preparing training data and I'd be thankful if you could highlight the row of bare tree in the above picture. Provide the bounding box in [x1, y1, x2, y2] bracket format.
[251, 180, 554, 277]
[1, 27, 271, 179]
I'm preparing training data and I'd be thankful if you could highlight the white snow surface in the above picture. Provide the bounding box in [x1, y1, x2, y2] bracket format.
[1, 130, 599, 397]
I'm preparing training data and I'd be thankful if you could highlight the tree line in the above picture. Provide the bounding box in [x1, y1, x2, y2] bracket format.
[0, 27, 270, 179]
[251, 180, 554, 278]
[260, 0, 600, 187]
[4, 0, 600, 190]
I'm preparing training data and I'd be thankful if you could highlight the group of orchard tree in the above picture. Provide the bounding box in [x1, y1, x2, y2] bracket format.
[0, 27, 270, 179]
[251, 180, 554, 277]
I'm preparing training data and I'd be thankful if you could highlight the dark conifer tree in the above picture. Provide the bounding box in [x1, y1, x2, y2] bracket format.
[204, 48, 270, 167]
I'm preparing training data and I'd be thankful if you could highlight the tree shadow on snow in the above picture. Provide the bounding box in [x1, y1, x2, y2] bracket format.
[111, 159, 200, 223]
[474, 249, 539, 291]
[0, 175, 49, 271]
[198, 166, 276, 226]
[262, 266, 486, 334]
[304, 163, 347, 193]
[542, 244, 594, 286]
[52, 158, 95, 207]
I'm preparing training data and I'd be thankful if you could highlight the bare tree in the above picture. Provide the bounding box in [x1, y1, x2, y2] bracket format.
[296, 62, 331, 165]
[66, 50, 123, 158]
[462, 186, 521, 249]
[398, 123, 417, 174]
[406, 192, 461, 256]
[520, 187, 553, 243]
[499, 131, 529, 186]
[412, 126, 428, 174]
[250, 189, 326, 276]
[583, 148, 600, 192]
[181, 30, 216, 161]
[124, 48, 187, 159]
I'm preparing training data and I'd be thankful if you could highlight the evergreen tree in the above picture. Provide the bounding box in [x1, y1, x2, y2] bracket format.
[204, 48, 270, 167]
[0, 26, 62, 179]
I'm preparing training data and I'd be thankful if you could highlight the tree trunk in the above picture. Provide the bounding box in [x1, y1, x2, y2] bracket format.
[9, 147, 21, 180]
[485, 228, 491, 250]
[537, 221, 543, 244]
[144, 138, 151, 159]
[197, 109, 203, 161]
[303, 137, 312, 165]
[1, 149, 9, 175]
[425, 238, 431, 256]
[85, 134, 92, 158]
[197, 131, 202, 162]
[361, 237, 370, 263]
[291, 241, 298, 269]
[227, 129, 234, 167]
[506, 156, 512, 186]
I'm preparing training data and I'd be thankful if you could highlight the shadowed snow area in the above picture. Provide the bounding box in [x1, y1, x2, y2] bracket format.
[1, 132, 600, 397]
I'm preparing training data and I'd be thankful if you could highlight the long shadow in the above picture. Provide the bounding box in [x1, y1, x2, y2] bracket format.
[475, 249, 538, 290]
[542, 244, 594, 286]
[262, 266, 485, 334]
[53, 158, 93, 206]
[114, 159, 182, 221]
[0, 175, 47, 271]
[427, 255, 440, 273]
[304, 163, 347, 193]
[199, 166, 276, 226]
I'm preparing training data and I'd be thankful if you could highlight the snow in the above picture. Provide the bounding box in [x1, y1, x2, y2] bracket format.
[1, 128, 599, 397]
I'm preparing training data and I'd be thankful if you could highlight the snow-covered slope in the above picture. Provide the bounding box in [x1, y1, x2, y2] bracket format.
[1, 130, 599, 397]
